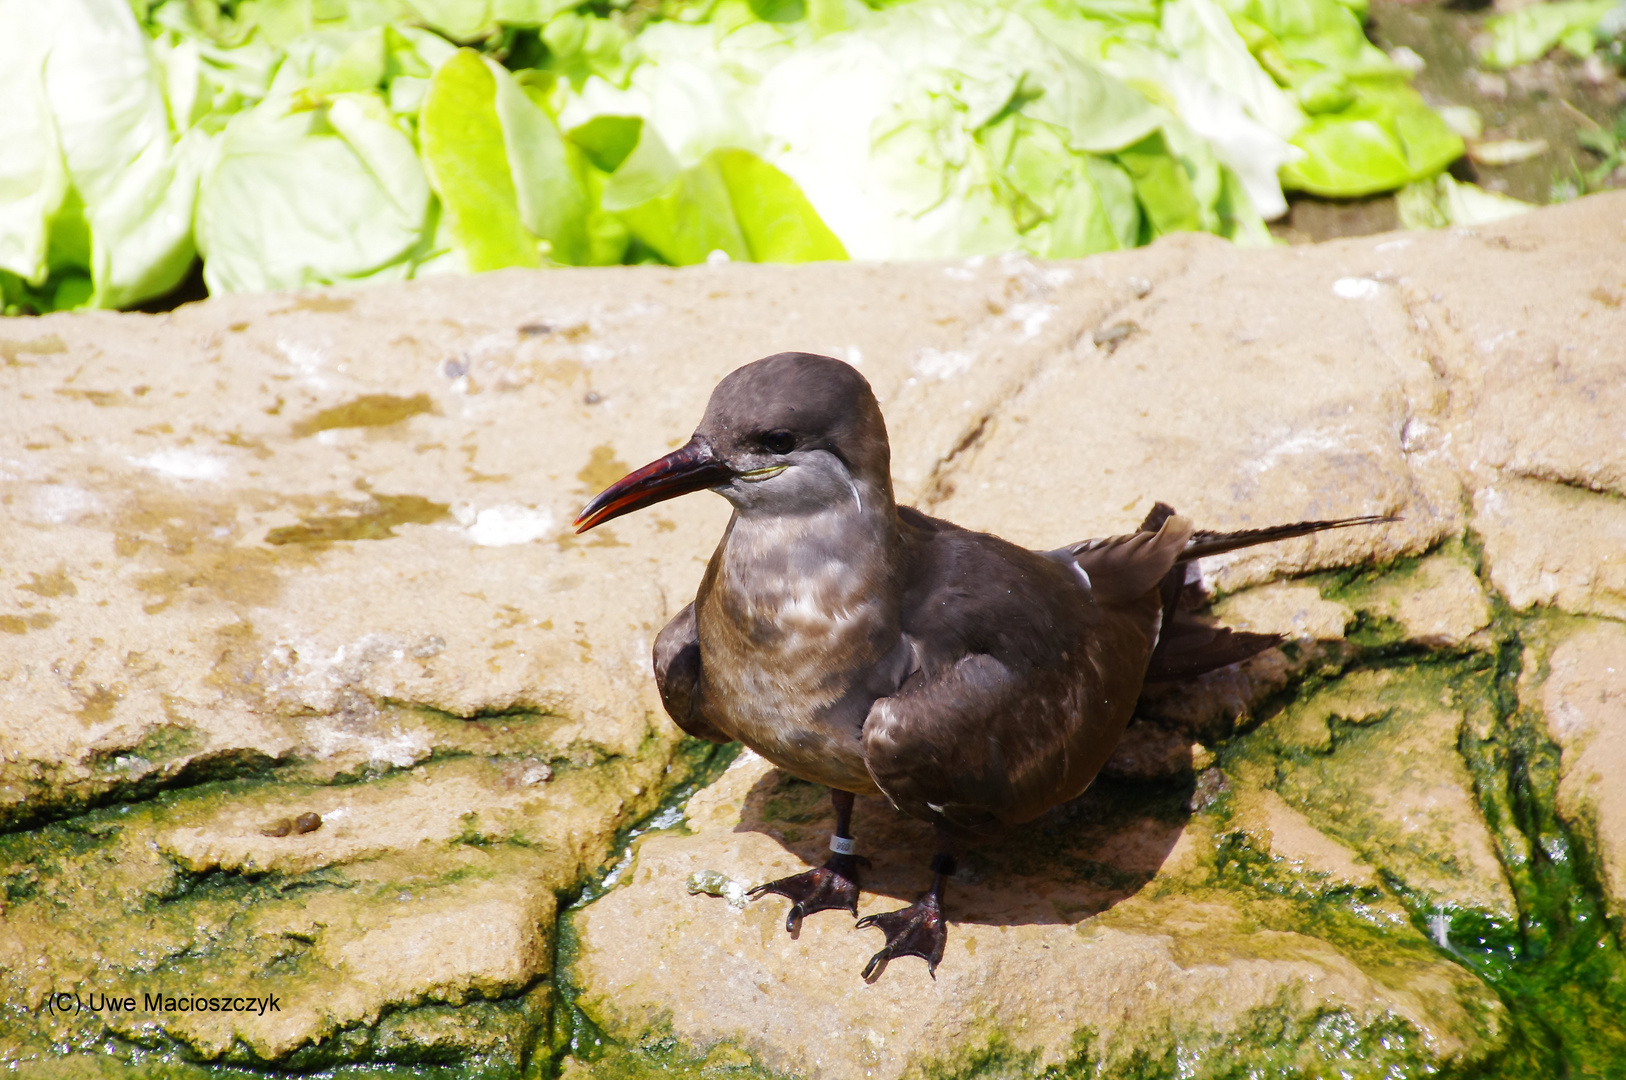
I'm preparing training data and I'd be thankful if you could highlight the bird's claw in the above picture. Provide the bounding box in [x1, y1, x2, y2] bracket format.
[855, 890, 947, 980]
[747, 853, 867, 934]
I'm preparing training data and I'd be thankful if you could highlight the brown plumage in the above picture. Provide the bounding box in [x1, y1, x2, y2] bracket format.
[576, 352, 1390, 979]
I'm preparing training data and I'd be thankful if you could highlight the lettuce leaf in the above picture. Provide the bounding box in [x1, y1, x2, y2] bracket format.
[196, 92, 431, 291]
[1, 0, 205, 309]
[1281, 78, 1463, 196]
[1478, 0, 1619, 70]
[1396, 173, 1534, 229]
[418, 48, 591, 270]
[592, 120, 845, 263]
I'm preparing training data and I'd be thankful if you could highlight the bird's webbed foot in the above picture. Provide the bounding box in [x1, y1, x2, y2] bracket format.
[747, 851, 867, 934]
[855, 854, 953, 980]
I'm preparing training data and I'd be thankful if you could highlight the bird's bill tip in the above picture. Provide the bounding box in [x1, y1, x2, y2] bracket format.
[573, 438, 730, 533]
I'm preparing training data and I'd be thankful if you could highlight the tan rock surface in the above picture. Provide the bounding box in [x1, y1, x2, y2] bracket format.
[1211, 582, 1353, 641]
[1389, 207, 1626, 498]
[1339, 549, 1494, 648]
[573, 753, 1501, 1078]
[0, 254, 1162, 827]
[924, 232, 1457, 593]
[1254, 668, 1517, 918]
[3, 192, 1626, 1074]
[1538, 621, 1626, 919]
[1473, 477, 1626, 620]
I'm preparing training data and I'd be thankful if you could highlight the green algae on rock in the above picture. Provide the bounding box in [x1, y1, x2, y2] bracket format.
[0, 744, 713, 1074]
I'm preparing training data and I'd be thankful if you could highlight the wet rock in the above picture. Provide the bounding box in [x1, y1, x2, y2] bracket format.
[0, 756, 663, 1067]
[1339, 548, 1494, 648]
[1536, 621, 1626, 920]
[1225, 786, 1380, 892]
[571, 753, 1505, 1079]
[1240, 667, 1518, 918]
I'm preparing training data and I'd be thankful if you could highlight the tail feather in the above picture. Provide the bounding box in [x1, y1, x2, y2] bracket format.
[1179, 514, 1397, 563]
[1135, 503, 1394, 683]
[1143, 621, 1282, 682]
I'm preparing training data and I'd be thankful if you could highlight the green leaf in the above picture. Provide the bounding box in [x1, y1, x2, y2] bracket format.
[615, 156, 749, 266]
[540, 12, 633, 86]
[1281, 79, 1462, 196]
[1395, 174, 1533, 229]
[407, 0, 496, 41]
[1292, 66, 1355, 115]
[1116, 132, 1203, 237]
[599, 127, 843, 265]
[748, 0, 807, 23]
[713, 149, 847, 262]
[488, 55, 591, 264]
[301, 27, 388, 96]
[567, 115, 645, 173]
[599, 120, 683, 213]
[1044, 155, 1141, 257]
[1478, 0, 1616, 70]
[494, 0, 588, 26]
[15, 0, 208, 308]
[418, 48, 540, 271]
[196, 93, 432, 292]
[0, 25, 68, 287]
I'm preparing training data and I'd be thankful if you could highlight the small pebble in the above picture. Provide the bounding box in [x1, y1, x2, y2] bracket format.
[1092, 321, 1140, 354]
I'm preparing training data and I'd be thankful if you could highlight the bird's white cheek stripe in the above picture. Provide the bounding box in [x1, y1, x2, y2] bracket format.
[829, 834, 857, 855]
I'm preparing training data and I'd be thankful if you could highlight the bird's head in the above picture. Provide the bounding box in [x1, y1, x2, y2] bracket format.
[574, 352, 892, 532]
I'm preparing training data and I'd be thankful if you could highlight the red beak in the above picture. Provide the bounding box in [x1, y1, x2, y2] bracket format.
[574, 438, 732, 533]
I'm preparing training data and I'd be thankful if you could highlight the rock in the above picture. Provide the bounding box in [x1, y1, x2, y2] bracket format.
[925, 232, 1460, 594]
[1225, 786, 1380, 891]
[1338, 548, 1494, 648]
[1473, 477, 1626, 620]
[1243, 667, 1518, 919]
[1212, 582, 1353, 641]
[0, 755, 660, 1067]
[1537, 621, 1626, 920]
[5, 192, 1626, 1074]
[571, 753, 1504, 1079]
[1391, 204, 1626, 499]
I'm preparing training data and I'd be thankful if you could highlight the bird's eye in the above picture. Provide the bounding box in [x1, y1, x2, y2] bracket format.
[762, 430, 795, 455]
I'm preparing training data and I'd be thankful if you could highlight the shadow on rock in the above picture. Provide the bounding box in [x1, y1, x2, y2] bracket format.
[732, 756, 1195, 928]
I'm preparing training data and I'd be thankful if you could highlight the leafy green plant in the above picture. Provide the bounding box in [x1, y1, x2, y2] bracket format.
[0, 0, 1470, 314]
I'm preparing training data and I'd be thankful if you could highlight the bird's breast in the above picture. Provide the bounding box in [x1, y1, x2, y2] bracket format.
[694, 512, 899, 792]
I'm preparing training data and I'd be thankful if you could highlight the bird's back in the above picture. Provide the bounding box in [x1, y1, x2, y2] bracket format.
[863, 508, 1184, 833]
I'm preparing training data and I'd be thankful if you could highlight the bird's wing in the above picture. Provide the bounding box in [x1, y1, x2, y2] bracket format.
[653, 603, 732, 744]
[864, 514, 1176, 833]
[1062, 514, 1195, 605]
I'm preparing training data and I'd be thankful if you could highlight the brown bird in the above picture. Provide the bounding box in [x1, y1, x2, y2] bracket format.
[575, 352, 1387, 979]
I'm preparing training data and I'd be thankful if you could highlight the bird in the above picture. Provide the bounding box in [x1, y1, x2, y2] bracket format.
[574, 352, 1389, 979]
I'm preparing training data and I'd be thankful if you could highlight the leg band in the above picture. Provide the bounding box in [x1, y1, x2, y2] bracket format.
[930, 853, 957, 877]
[829, 834, 857, 855]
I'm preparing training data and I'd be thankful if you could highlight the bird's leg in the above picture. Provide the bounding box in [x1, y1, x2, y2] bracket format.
[855, 832, 954, 980]
[747, 789, 868, 934]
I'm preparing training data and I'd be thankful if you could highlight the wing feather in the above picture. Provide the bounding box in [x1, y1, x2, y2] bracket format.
[653, 603, 732, 744]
